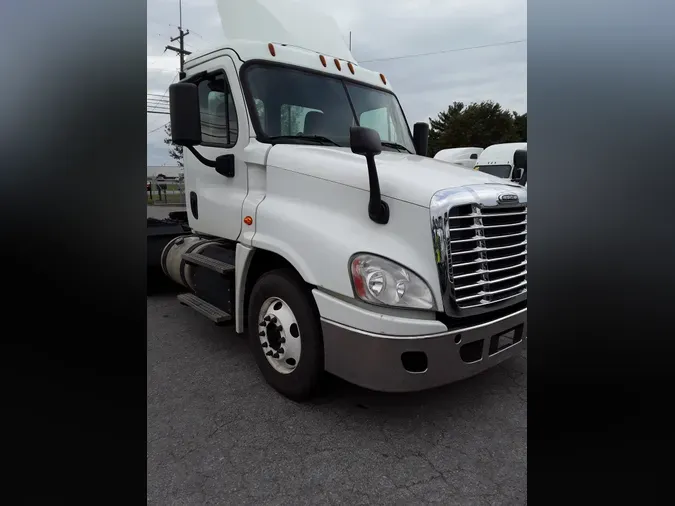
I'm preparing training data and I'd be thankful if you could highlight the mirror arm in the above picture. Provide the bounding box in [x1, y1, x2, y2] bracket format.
[186, 145, 217, 168]
[365, 155, 389, 224]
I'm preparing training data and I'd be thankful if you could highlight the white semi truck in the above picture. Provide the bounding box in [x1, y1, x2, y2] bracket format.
[474, 142, 528, 186]
[159, 0, 528, 400]
[433, 147, 484, 169]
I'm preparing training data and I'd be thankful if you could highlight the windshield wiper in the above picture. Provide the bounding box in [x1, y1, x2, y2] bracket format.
[381, 141, 412, 154]
[267, 135, 341, 147]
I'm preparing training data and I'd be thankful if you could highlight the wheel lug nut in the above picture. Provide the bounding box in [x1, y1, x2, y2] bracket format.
[266, 350, 273, 356]
[278, 347, 284, 354]
[262, 342, 268, 348]
[280, 337, 286, 344]
[273, 352, 280, 359]
[259, 331, 265, 337]
[270, 316, 278, 323]
[259, 321, 266, 327]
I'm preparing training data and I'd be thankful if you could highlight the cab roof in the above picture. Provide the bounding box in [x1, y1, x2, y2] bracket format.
[186, 0, 391, 91]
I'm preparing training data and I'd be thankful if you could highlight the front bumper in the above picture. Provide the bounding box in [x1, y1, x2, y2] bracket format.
[321, 307, 527, 393]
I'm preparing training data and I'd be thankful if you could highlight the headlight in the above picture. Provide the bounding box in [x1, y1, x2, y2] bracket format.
[349, 254, 434, 310]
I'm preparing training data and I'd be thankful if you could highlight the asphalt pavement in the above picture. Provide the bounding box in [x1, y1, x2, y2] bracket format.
[147, 280, 527, 505]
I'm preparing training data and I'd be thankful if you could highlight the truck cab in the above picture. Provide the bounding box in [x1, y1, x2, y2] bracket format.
[433, 147, 484, 169]
[473, 142, 527, 186]
[161, 0, 527, 400]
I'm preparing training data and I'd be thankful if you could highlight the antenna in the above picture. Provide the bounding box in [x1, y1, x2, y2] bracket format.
[165, 0, 191, 79]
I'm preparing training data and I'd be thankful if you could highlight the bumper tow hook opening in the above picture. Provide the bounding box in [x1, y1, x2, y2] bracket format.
[401, 351, 428, 373]
[459, 340, 484, 363]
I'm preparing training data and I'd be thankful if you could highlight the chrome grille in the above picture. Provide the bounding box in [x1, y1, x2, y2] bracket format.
[430, 184, 528, 317]
[447, 203, 527, 309]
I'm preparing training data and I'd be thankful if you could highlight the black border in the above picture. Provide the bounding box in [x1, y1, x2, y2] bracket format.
[1, 0, 147, 500]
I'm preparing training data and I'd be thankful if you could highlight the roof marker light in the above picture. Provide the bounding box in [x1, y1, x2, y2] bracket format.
[380, 73, 387, 85]
[334, 59, 341, 71]
[348, 62, 355, 74]
[268, 43, 276, 56]
[319, 55, 327, 67]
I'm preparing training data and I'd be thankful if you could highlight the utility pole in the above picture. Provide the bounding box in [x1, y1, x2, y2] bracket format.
[165, 0, 191, 79]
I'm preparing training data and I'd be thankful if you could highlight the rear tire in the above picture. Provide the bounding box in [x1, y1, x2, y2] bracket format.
[247, 268, 324, 401]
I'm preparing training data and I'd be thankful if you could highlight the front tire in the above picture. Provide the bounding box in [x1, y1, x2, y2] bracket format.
[247, 269, 324, 401]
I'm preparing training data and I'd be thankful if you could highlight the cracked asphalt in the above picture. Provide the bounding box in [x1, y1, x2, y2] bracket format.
[147, 281, 527, 505]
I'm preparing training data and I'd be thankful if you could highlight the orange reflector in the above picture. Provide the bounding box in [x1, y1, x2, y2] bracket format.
[268, 43, 276, 57]
[348, 62, 355, 74]
[244, 216, 253, 226]
[334, 59, 341, 71]
[319, 55, 327, 67]
[380, 73, 387, 85]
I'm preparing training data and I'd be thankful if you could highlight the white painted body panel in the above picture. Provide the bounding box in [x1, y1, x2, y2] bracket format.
[434, 147, 483, 169]
[184, 55, 250, 240]
[312, 290, 448, 336]
[251, 161, 446, 306]
[265, 145, 516, 207]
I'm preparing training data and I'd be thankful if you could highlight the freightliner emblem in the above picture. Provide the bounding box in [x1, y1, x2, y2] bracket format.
[497, 193, 519, 204]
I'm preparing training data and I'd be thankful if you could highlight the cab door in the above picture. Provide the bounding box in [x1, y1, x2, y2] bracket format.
[184, 55, 248, 240]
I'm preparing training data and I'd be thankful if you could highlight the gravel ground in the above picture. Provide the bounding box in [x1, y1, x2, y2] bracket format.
[147, 281, 527, 505]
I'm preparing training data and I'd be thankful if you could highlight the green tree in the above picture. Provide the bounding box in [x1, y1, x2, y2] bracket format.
[163, 124, 184, 167]
[428, 101, 526, 157]
[513, 112, 527, 142]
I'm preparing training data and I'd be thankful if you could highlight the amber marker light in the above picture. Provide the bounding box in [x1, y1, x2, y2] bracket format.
[244, 216, 253, 226]
[319, 55, 327, 67]
[268, 43, 276, 56]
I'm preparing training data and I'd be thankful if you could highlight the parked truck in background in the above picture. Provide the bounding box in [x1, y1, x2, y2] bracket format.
[157, 0, 528, 400]
[433, 147, 484, 169]
[474, 142, 528, 186]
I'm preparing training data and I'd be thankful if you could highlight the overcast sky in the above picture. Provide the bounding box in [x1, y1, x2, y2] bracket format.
[147, 0, 527, 166]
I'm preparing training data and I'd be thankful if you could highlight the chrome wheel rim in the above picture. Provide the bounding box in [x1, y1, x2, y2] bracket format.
[257, 297, 301, 374]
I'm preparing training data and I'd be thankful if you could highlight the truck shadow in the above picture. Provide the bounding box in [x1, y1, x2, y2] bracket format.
[147, 267, 183, 296]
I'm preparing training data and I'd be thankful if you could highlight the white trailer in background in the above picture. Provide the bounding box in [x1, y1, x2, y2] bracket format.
[433, 147, 483, 169]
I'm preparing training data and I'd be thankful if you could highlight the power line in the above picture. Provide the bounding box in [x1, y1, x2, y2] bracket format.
[359, 39, 526, 63]
[147, 121, 169, 135]
[147, 73, 178, 114]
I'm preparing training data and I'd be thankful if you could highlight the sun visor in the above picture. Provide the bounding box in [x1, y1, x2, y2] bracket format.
[216, 0, 355, 62]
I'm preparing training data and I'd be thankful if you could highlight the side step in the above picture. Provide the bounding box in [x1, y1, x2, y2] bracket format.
[182, 252, 235, 275]
[177, 293, 232, 325]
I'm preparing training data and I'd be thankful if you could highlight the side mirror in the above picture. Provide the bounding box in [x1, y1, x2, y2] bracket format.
[470, 153, 478, 160]
[350, 125, 382, 156]
[169, 82, 202, 147]
[413, 122, 430, 157]
[350, 126, 389, 225]
[513, 149, 527, 170]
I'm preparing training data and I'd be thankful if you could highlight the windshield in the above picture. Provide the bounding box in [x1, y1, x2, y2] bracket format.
[476, 164, 513, 179]
[242, 63, 415, 153]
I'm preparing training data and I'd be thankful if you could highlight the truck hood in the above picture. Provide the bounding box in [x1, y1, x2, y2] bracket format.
[266, 145, 520, 207]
